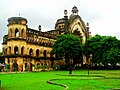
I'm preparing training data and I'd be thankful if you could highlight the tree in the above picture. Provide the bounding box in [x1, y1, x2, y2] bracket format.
[101, 36, 120, 66]
[51, 34, 83, 68]
[84, 34, 120, 67]
[83, 34, 103, 64]
[103, 48, 120, 66]
[35, 64, 40, 71]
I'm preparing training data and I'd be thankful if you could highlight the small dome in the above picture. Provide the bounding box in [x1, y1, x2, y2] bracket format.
[8, 17, 27, 25]
[55, 18, 65, 28]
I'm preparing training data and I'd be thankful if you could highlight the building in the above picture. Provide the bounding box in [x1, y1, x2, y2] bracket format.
[2, 6, 91, 72]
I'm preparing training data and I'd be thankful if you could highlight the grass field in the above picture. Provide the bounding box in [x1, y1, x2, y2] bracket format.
[0, 70, 120, 90]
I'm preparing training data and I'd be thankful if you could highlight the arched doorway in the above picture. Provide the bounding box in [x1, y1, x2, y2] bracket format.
[30, 63, 32, 71]
[12, 63, 18, 71]
[25, 63, 28, 71]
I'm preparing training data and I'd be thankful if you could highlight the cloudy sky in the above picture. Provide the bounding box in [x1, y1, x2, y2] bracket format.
[0, 0, 120, 51]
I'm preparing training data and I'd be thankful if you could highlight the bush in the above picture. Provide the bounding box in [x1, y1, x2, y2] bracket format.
[35, 64, 40, 71]
[54, 64, 60, 70]
[6, 64, 10, 69]
[60, 65, 66, 70]
[43, 64, 47, 70]
[36, 64, 40, 69]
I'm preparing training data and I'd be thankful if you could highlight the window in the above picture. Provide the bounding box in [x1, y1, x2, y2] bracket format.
[29, 49, 33, 56]
[44, 50, 46, 58]
[59, 26, 61, 29]
[36, 49, 39, 57]
[14, 46, 18, 55]
[15, 29, 19, 37]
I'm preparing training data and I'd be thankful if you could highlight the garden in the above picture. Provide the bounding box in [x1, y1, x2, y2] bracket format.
[0, 70, 120, 90]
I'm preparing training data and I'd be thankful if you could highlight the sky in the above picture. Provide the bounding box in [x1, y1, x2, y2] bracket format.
[0, 0, 120, 51]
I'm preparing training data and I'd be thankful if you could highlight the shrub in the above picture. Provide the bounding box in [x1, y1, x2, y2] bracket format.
[54, 64, 60, 70]
[6, 64, 10, 69]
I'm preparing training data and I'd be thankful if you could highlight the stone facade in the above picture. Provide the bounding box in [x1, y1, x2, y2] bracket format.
[2, 6, 91, 72]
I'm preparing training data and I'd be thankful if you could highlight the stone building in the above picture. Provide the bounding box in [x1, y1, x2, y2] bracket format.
[2, 6, 91, 72]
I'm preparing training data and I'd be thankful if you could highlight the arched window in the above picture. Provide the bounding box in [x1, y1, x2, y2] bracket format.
[8, 46, 11, 55]
[29, 49, 33, 56]
[15, 28, 19, 37]
[21, 47, 24, 55]
[14, 46, 18, 55]
[44, 50, 46, 58]
[50, 53, 54, 61]
[36, 49, 39, 57]
[59, 26, 61, 29]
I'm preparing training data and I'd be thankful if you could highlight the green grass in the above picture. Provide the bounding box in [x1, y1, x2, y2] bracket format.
[0, 70, 120, 90]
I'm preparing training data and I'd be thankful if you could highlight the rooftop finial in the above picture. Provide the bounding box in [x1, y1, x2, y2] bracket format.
[72, 6, 78, 15]
[64, 9, 68, 19]
[86, 22, 89, 31]
[38, 25, 41, 31]
[64, 9, 68, 16]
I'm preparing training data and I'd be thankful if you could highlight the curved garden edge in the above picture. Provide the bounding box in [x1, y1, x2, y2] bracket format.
[56, 74, 106, 78]
[46, 75, 107, 90]
[47, 79, 68, 90]
[47, 75, 120, 90]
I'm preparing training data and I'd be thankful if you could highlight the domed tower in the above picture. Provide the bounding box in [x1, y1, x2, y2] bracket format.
[7, 17, 27, 39]
[55, 9, 69, 34]
[3, 17, 28, 72]
[7, 17, 27, 57]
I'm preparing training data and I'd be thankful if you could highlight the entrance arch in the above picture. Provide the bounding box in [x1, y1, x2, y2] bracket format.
[12, 63, 18, 71]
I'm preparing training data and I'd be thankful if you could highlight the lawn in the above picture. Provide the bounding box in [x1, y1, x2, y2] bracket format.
[0, 70, 120, 90]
